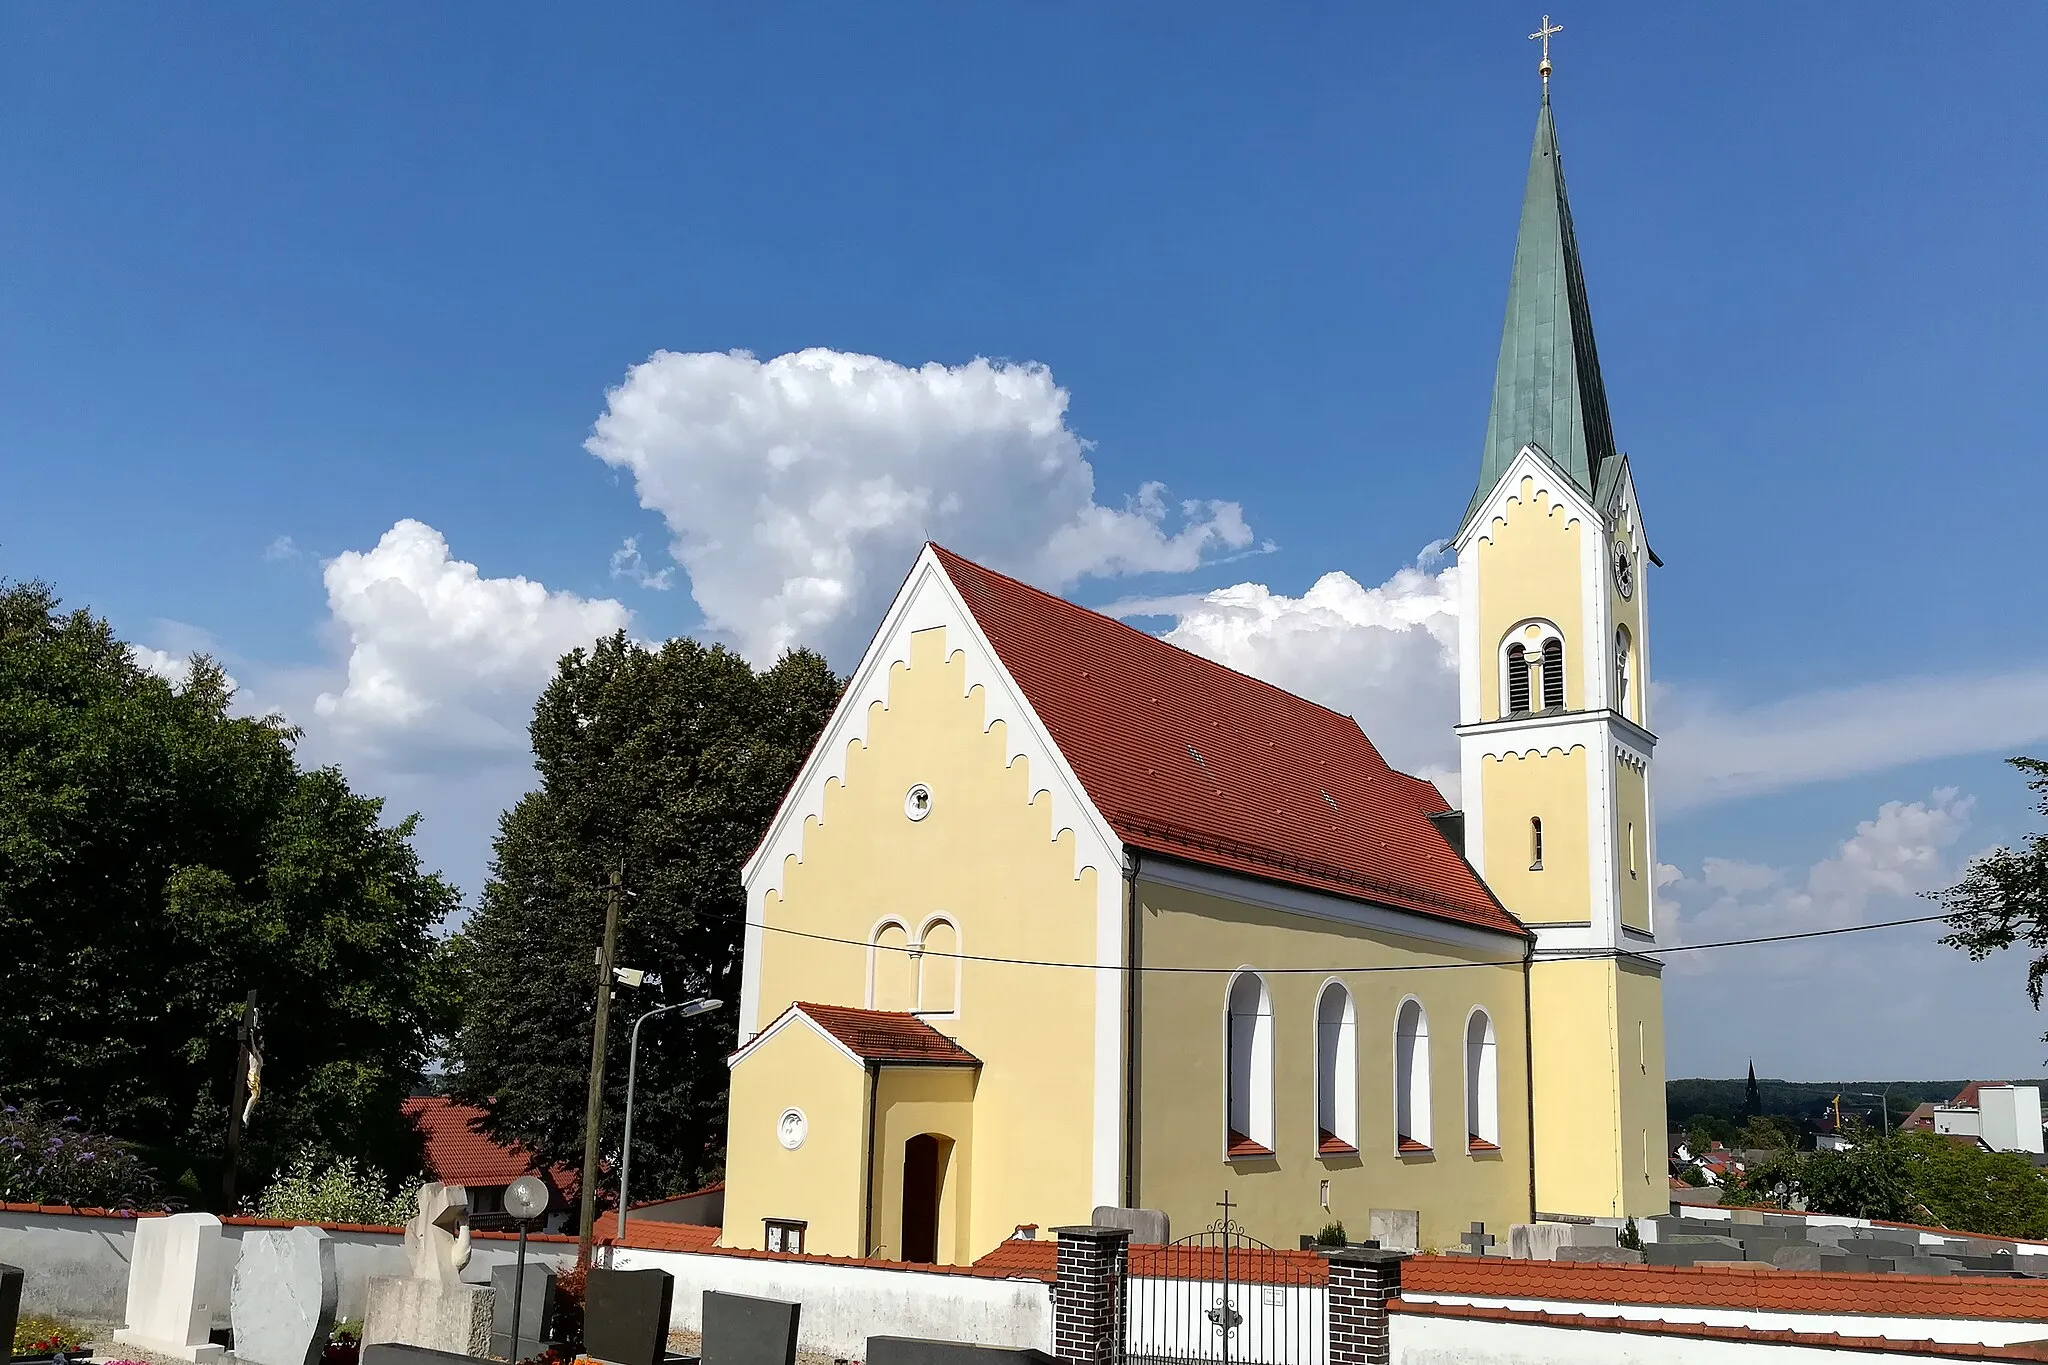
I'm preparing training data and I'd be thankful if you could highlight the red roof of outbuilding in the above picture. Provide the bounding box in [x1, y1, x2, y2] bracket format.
[795, 1002, 981, 1066]
[931, 546, 1524, 939]
[401, 1096, 565, 1189]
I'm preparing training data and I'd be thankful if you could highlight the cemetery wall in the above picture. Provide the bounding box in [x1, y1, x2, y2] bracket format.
[0, 1206, 577, 1327]
[611, 1245, 1052, 1358]
[1388, 1303, 2037, 1364]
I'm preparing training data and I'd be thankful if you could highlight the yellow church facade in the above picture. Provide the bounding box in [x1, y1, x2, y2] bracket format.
[719, 81, 1667, 1264]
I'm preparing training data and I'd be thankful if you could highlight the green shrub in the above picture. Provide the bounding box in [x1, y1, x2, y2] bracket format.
[0, 1100, 163, 1210]
[1313, 1220, 1348, 1247]
[252, 1149, 416, 1226]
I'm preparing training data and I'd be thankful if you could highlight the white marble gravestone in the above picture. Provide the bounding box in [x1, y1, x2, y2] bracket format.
[114, 1212, 228, 1363]
[231, 1227, 339, 1365]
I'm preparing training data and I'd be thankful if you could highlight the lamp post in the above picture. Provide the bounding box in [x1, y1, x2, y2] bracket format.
[616, 997, 724, 1244]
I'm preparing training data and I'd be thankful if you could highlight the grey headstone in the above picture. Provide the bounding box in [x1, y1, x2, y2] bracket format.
[1, 1262, 22, 1365]
[1769, 1245, 1847, 1271]
[230, 1228, 340, 1365]
[1555, 1245, 1643, 1263]
[702, 1291, 799, 1365]
[1646, 1242, 1727, 1267]
[1089, 1207, 1170, 1246]
[1368, 1209, 1419, 1254]
[1667, 1235, 1744, 1251]
[1729, 1209, 1766, 1225]
[584, 1268, 674, 1365]
[1567, 1224, 1620, 1249]
[490, 1263, 555, 1361]
[866, 1339, 1055, 1365]
[1843, 1238, 1916, 1259]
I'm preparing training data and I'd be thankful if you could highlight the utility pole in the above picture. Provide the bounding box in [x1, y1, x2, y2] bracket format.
[221, 990, 259, 1210]
[576, 868, 624, 1267]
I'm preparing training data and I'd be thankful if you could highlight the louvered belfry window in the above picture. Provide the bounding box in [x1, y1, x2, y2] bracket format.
[1506, 643, 1531, 714]
[1540, 638, 1565, 710]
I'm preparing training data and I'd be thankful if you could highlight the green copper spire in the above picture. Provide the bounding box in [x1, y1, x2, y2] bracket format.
[1463, 88, 1618, 530]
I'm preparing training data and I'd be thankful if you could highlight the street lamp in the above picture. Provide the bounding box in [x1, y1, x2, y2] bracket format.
[616, 997, 724, 1243]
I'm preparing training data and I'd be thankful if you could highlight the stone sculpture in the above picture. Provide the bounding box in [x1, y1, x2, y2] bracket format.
[404, 1183, 473, 1286]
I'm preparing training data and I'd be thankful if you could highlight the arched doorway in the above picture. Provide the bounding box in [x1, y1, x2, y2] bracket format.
[899, 1133, 951, 1263]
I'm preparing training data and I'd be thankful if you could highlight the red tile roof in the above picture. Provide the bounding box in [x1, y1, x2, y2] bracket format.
[796, 1002, 980, 1065]
[1391, 1300, 2048, 1362]
[931, 547, 1524, 939]
[965, 1236, 1324, 1286]
[1402, 1255, 2048, 1321]
[606, 1219, 722, 1253]
[402, 1096, 566, 1189]
[970, 1237, 1060, 1281]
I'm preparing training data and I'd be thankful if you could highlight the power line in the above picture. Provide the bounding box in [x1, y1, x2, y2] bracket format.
[746, 909, 1962, 977]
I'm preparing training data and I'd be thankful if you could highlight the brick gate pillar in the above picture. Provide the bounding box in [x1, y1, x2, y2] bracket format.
[1326, 1246, 1408, 1365]
[1051, 1225, 1131, 1365]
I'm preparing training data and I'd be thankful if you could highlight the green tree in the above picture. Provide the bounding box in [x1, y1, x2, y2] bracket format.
[1792, 1131, 1918, 1221]
[0, 579, 459, 1203]
[1940, 758, 2048, 1034]
[1739, 1116, 1794, 1151]
[447, 633, 839, 1201]
[1896, 1131, 2048, 1239]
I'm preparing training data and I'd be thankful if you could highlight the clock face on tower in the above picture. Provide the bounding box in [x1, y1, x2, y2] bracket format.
[1612, 544, 1635, 600]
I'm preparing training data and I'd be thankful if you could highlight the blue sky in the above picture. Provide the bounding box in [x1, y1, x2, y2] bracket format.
[5, 5, 2047, 1081]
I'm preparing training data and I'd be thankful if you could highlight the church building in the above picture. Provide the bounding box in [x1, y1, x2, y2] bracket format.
[718, 74, 1667, 1263]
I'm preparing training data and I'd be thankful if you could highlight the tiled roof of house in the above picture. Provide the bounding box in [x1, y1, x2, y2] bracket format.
[1953, 1081, 1988, 1108]
[968, 1236, 1324, 1287]
[971, 1237, 1060, 1281]
[931, 547, 1525, 939]
[605, 1219, 722, 1253]
[1900, 1102, 1937, 1131]
[401, 1096, 566, 1190]
[1403, 1256, 2048, 1321]
[795, 1002, 980, 1065]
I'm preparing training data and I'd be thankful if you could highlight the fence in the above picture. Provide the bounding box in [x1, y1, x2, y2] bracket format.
[1125, 1229, 1326, 1365]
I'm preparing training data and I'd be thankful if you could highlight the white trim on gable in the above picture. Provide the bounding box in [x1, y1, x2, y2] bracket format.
[1455, 444, 1601, 558]
[727, 1003, 867, 1072]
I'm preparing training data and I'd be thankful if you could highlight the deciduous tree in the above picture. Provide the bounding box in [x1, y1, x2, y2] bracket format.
[1941, 758, 2048, 1035]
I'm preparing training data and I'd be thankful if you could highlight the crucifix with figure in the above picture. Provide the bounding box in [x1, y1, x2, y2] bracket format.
[1530, 14, 1562, 84]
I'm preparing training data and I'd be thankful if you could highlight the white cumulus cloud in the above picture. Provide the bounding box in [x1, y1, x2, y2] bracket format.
[584, 348, 1256, 663]
[1659, 788, 1975, 975]
[130, 645, 241, 698]
[312, 519, 631, 761]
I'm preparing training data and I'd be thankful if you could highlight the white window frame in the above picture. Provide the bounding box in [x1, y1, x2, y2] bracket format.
[1314, 980, 1358, 1154]
[1464, 1007, 1500, 1152]
[1393, 996, 1431, 1152]
[1224, 970, 1275, 1159]
[1499, 619, 1565, 717]
[913, 915, 961, 1018]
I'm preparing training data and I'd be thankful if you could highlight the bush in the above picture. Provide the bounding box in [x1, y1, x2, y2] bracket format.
[15, 1315, 88, 1354]
[0, 1100, 164, 1210]
[252, 1149, 416, 1226]
[1314, 1220, 1348, 1248]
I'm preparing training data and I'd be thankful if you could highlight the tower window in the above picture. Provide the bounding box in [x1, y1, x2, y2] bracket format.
[1506, 643, 1531, 714]
[1614, 626, 1632, 714]
[1540, 638, 1565, 710]
[1628, 822, 1638, 880]
[1530, 817, 1544, 871]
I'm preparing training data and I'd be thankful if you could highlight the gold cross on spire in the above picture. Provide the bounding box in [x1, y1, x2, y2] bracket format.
[1529, 14, 1563, 85]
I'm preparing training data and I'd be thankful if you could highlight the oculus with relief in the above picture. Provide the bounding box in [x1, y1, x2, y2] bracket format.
[777, 1107, 808, 1150]
[904, 783, 933, 821]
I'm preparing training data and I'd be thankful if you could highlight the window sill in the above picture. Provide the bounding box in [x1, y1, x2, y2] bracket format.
[1468, 1138, 1502, 1156]
[1396, 1137, 1433, 1157]
[1226, 1131, 1276, 1161]
[1317, 1130, 1359, 1157]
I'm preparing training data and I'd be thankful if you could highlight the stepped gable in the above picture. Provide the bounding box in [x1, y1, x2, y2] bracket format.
[932, 546, 1523, 939]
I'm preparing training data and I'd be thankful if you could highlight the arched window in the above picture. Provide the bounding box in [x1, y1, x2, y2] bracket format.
[1226, 972, 1275, 1157]
[917, 918, 958, 1014]
[1614, 626, 1632, 714]
[1394, 998, 1431, 1151]
[1530, 817, 1544, 871]
[1540, 637, 1565, 710]
[1316, 982, 1358, 1154]
[1465, 1010, 1500, 1151]
[1505, 642, 1531, 714]
[871, 922, 914, 1011]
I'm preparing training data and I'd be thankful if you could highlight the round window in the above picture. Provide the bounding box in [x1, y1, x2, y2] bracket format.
[904, 784, 933, 822]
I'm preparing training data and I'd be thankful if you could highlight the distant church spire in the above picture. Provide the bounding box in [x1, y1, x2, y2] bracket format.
[1461, 62, 1619, 533]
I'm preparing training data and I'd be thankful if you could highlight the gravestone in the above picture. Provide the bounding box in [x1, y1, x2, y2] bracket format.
[1089, 1207, 1170, 1246]
[1455, 1223, 1496, 1256]
[867, 1340, 1055, 1365]
[231, 1227, 339, 1365]
[1646, 1237, 1741, 1267]
[362, 1346, 478, 1365]
[1508, 1224, 1573, 1261]
[583, 1268, 674, 1365]
[364, 1184, 493, 1355]
[114, 1212, 229, 1363]
[1555, 1245, 1643, 1264]
[702, 1291, 799, 1365]
[489, 1262, 555, 1362]
[1770, 1245, 1849, 1271]
[1367, 1209, 1419, 1254]
[2, 1262, 23, 1365]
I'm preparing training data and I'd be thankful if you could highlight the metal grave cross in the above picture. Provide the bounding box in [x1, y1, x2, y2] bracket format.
[1460, 1222, 1496, 1255]
[1529, 15, 1563, 82]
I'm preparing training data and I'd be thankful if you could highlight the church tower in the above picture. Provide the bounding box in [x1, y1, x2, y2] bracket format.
[1452, 72, 1668, 1218]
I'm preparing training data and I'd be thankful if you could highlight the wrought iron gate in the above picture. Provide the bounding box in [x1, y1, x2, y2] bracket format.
[1124, 1214, 1327, 1365]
